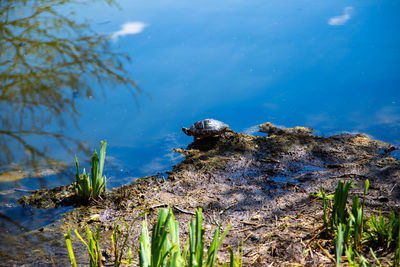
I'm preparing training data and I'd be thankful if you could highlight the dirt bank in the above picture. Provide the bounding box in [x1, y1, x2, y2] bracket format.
[15, 123, 400, 266]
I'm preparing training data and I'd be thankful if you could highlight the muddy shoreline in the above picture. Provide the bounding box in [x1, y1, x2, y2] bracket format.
[10, 122, 400, 266]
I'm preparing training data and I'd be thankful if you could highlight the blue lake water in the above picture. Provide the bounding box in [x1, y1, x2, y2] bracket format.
[80, 0, 400, 149]
[0, 0, 399, 260]
[75, 0, 400, 174]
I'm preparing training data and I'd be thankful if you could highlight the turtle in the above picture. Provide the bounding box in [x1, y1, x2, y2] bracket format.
[182, 119, 232, 140]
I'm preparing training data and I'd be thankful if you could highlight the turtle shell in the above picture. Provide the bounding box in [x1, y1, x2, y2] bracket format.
[189, 119, 228, 134]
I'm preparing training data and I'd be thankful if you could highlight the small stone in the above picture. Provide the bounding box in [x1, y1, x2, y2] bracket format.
[88, 214, 100, 223]
[251, 215, 262, 221]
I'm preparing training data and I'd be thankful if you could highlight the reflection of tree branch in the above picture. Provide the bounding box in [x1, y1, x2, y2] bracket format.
[0, 0, 139, 167]
[0, 212, 30, 232]
[0, 129, 85, 167]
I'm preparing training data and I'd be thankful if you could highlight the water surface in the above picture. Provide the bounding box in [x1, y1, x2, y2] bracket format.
[0, 0, 399, 262]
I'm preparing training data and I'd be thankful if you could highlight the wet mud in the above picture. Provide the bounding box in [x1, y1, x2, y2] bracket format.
[10, 122, 400, 266]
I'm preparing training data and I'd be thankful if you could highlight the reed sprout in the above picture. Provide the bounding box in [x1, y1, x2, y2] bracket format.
[227, 242, 243, 267]
[66, 207, 239, 266]
[139, 207, 232, 267]
[75, 141, 108, 201]
[318, 179, 400, 265]
[64, 228, 78, 267]
[111, 220, 132, 267]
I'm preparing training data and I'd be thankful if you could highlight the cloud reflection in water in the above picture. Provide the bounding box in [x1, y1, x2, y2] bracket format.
[112, 21, 147, 41]
[328, 7, 353, 26]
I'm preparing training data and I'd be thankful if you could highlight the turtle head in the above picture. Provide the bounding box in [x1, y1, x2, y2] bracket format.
[182, 127, 192, 136]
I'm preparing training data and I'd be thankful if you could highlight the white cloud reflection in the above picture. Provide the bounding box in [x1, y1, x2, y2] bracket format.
[374, 106, 400, 127]
[328, 7, 353, 26]
[243, 125, 260, 135]
[140, 134, 184, 174]
[111, 21, 147, 40]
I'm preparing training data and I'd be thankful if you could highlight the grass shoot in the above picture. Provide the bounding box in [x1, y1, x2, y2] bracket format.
[111, 220, 132, 267]
[64, 228, 78, 267]
[66, 207, 238, 266]
[75, 140, 108, 201]
[317, 179, 400, 265]
[139, 207, 232, 266]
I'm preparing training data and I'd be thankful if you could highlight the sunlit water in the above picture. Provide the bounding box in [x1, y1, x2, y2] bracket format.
[0, 0, 399, 262]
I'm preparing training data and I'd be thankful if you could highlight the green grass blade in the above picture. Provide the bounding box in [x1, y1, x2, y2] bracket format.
[74, 228, 89, 248]
[332, 181, 350, 229]
[183, 237, 190, 266]
[169, 250, 180, 267]
[355, 250, 369, 266]
[363, 179, 370, 197]
[195, 208, 204, 267]
[320, 186, 329, 229]
[74, 142, 109, 200]
[188, 220, 195, 266]
[74, 228, 97, 266]
[76, 168, 91, 199]
[345, 243, 355, 266]
[65, 228, 78, 267]
[128, 246, 133, 266]
[93, 180, 105, 200]
[139, 216, 151, 267]
[205, 227, 220, 266]
[351, 195, 362, 251]
[86, 226, 97, 266]
[361, 179, 369, 241]
[369, 247, 382, 266]
[227, 243, 243, 267]
[151, 208, 171, 266]
[75, 156, 80, 182]
[83, 172, 91, 197]
[95, 141, 107, 197]
[228, 247, 235, 267]
[91, 149, 99, 183]
[120, 222, 130, 266]
[332, 181, 342, 228]
[336, 223, 344, 267]
[168, 215, 180, 250]
[218, 224, 232, 248]
[98, 141, 107, 181]
[167, 213, 183, 265]
[91, 149, 100, 198]
[137, 207, 232, 267]
[395, 214, 400, 267]
[111, 222, 118, 266]
[95, 224, 102, 267]
[205, 224, 232, 266]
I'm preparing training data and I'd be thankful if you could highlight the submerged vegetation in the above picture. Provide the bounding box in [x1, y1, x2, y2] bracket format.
[0, 0, 139, 167]
[65, 207, 239, 266]
[74, 141, 108, 201]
